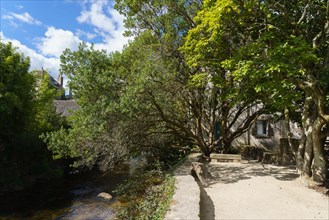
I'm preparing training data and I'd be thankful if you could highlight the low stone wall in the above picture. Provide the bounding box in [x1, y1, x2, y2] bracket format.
[165, 153, 201, 220]
[210, 153, 242, 163]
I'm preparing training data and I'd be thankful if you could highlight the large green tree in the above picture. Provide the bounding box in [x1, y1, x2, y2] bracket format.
[183, 0, 328, 182]
[44, 37, 189, 170]
[44, 43, 130, 170]
[0, 41, 64, 189]
[114, 0, 268, 156]
[0, 41, 34, 140]
[237, 0, 329, 183]
[181, 0, 273, 152]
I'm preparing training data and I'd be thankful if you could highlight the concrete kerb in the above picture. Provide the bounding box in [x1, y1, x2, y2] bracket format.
[165, 153, 201, 220]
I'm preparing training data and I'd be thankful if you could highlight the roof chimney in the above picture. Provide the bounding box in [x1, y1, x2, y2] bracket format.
[57, 74, 63, 88]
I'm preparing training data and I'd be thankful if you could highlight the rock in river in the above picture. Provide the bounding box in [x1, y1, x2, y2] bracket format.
[97, 192, 113, 201]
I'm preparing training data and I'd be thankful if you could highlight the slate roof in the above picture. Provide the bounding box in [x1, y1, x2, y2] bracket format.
[36, 70, 63, 89]
[54, 100, 79, 117]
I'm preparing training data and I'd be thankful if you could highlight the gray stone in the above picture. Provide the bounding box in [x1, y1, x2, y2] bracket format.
[97, 192, 113, 201]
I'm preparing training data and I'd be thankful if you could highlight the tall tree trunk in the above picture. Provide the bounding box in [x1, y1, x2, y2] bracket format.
[220, 102, 230, 153]
[312, 118, 328, 183]
[222, 139, 232, 153]
[198, 141, 211, 158]
[302, 96, 316, 178]
[303, 129, 313, 178]
[203, 148, 211, 158]
[296, 133, 305, 173]
[284, 108, 296, 157]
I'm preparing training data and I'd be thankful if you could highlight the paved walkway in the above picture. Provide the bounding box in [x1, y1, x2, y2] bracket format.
[201, 162, 329, 220]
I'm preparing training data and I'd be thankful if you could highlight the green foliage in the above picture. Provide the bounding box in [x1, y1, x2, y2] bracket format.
[114, 170, 175, 220]
[0, 41, 34, 139]
[46, 28, 194, 169]
[182, 0, 329, 180]
[44, 2, 200, 169]
[0, 41, 66, 191]
[180, 0, 272, 151]
[181, 0, 326, 116]
[0, 133, 64, 190]
[115, 0, 201, 39]
[44, 0, 328, 182]
[32, 70, 66, 133]
[45, 43, 129, 171]
[112, 146, 187, 219]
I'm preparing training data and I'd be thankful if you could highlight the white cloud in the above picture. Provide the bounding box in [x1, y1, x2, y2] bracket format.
[1, 1, 132, 91]
[77, 1, 118, 34]
[1, 32, 60, 79]
[36, 27, 81, 58]
[76, 0, 132, 52]
[3, 12, 41, 25]
[76, 29, 97, 40]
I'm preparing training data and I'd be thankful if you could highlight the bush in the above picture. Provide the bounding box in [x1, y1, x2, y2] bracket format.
[113, 169, 175, 220]
[0, 133, 65, 191]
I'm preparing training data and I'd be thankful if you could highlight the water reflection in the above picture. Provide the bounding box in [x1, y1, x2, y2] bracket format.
[0, 170, 128, 220]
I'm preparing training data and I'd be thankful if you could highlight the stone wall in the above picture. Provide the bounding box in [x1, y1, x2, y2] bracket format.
[165, 154, 201, 220]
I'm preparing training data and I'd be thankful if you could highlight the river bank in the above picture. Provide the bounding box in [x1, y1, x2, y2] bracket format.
[0, 169, 128, 219]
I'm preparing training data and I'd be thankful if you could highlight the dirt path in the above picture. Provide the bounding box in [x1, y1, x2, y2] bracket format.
[200, 162, 329, 220]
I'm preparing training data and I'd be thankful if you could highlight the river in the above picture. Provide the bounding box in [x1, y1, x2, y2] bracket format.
[0, 170, 129, 220]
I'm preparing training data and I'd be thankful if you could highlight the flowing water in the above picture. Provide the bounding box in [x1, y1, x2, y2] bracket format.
[0, 170, 129, 220]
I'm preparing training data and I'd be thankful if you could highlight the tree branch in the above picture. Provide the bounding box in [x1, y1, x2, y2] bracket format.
[229, 108, 265, 141]
[297, 2, 310, 25]
[228, 104, 249, 130]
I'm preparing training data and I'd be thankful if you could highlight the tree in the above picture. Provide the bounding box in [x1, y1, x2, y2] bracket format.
[237, 0, 329, 183]
[0, 41, 65, 189]
[32, 70, 64, 133]
[114, 0, 270, 157]
[44, 43, 129, 170]
[45, 39, 188, 171]
[0, 41, 34, 140]
[181, 0, 271, 152]
[184, 0, 328, 182]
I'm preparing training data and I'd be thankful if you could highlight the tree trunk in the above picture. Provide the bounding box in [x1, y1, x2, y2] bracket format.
[303, 130, 313, 178]
[220, 101, 230, 153]
[311, 118, 328, 183]
[203, 149, 211, 158]
[296, 133, 305, 173]
[222, 139, 232, 153]
[284, 108, 296, 156]
[301, 96, 316, 178]
[200, 142, 211, 158]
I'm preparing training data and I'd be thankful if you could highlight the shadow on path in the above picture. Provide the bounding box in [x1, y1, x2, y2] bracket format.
[207, 162, 299, 186]
[200, 186, 215, 220]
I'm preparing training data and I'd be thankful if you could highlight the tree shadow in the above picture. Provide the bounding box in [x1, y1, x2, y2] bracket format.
[199, 186, 215, 220]
[206, 162, 300, 186]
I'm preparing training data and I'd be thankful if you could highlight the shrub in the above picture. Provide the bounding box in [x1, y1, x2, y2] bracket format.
[113, 169, 175, 220]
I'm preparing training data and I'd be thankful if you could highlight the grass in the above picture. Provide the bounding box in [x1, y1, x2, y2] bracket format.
[112, 169, 175, 220]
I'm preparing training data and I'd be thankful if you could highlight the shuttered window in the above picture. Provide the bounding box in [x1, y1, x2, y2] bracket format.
[256, 120, 268, 137]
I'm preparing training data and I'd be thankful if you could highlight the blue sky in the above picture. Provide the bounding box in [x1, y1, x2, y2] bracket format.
[0, 0, 131, 86]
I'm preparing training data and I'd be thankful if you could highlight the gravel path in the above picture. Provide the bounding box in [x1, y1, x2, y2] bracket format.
[200, 162, 329, 220]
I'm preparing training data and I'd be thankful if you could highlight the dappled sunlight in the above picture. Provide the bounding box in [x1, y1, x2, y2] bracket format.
[206, 163, 300, 186]
[201, 162, 328, 220]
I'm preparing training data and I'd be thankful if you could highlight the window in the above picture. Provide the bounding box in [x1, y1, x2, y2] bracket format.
[256, 120, 268, 137]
